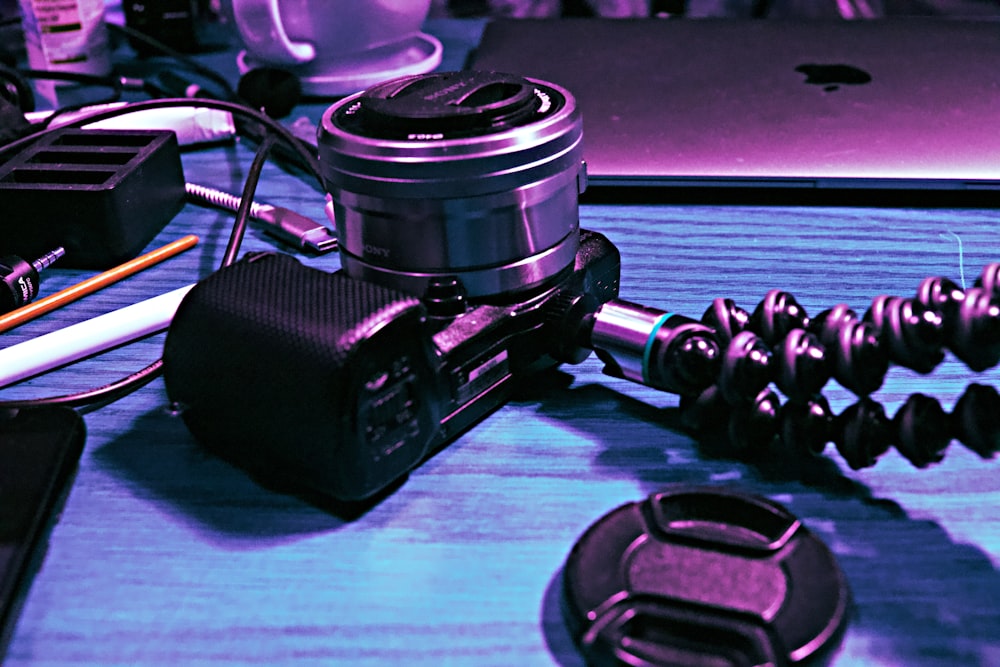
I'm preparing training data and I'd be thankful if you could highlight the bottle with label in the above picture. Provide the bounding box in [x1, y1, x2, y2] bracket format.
[18, 0, 112, 78]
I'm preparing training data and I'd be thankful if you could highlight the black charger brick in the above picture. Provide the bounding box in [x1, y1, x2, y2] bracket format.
[0, 128, 186, 269]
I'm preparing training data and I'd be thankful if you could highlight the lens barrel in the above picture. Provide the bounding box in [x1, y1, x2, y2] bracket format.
[318, 71, 586, 300]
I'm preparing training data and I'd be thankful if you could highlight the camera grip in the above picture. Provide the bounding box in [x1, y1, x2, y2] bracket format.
[162, 252, 444, 502]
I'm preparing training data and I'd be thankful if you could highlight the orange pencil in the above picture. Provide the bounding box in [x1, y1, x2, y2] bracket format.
[0, 234, 199, 334]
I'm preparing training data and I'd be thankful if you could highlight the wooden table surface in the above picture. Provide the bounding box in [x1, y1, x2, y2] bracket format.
[2, 16, 998, 667]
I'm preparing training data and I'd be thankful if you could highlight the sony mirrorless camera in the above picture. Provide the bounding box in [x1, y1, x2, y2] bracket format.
[162, 72, 719, 502]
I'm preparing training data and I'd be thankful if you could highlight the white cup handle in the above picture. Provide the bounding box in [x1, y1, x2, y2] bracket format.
[230, 0, 316, 65]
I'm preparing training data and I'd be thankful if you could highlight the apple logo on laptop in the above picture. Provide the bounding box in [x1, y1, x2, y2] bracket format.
[795, 64, 872, 92]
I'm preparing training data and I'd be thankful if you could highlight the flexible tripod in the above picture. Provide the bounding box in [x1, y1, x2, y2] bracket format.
[679, 263, 1000, 469]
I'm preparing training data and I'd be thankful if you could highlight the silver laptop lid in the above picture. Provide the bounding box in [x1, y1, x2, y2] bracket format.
[470, 18, 1000, 199]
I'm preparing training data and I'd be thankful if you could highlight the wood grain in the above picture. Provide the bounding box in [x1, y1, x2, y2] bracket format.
[2, 18, 998, 667]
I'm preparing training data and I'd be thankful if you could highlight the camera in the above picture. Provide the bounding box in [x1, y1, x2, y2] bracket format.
[162, 72, 720, 502]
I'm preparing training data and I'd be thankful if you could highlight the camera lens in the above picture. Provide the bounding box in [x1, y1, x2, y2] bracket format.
[318, 71, 586, 300]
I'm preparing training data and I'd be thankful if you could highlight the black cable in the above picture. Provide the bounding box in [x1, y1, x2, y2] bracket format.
[15, 68, 125, 91]
[31, 359, 167, 414]
[750, 0, 773, 18]
[0, 28, 320, 409]
[0, 132, 282, 411]
[0, 35, 317, 175]
[105, 22, 237, 101]
[0, 97, 323, 181]
[223, 133, 278, 267]
[15, 68, 127, 130]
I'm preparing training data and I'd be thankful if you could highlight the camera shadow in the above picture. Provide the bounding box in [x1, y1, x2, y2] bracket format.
[90, 403, 401, 542]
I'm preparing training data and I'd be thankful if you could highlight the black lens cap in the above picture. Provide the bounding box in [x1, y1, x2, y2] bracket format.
[333, 71, 561, 140]
[562, 486, 850, 667]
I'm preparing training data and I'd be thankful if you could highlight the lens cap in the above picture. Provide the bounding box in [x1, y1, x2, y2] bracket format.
[562, 486, 850, 667]
[333, 71, 560, 140]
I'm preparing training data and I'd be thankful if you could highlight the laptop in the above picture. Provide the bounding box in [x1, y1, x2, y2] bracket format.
[469, 18, 1000, 203]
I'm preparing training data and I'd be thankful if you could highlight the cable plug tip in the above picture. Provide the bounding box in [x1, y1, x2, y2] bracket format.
[257, 204, 338, 254]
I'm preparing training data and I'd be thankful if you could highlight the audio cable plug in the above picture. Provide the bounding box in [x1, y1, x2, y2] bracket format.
[0, 247, 65, 314]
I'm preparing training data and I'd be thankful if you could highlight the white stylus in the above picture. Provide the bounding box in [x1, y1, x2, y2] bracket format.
[0, 284, 193, 389]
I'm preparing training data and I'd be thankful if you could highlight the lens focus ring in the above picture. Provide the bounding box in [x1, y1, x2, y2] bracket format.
[318, 71, 586, 300]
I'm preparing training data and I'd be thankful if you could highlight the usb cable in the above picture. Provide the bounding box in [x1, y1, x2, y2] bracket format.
[185, 182, 337, 254]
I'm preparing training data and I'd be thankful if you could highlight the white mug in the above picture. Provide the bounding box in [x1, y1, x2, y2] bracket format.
[223, 0, 441, 95]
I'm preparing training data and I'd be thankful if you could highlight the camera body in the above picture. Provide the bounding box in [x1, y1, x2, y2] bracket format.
[162, 230, 620, 502]
[163, 72, 618, 501]
[163, 72, 717, 502]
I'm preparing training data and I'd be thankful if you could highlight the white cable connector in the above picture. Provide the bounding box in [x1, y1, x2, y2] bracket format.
[26, 104, 237, 146]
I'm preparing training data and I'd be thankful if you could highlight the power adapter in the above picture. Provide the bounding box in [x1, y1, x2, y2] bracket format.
[0, 129, 186, 269]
